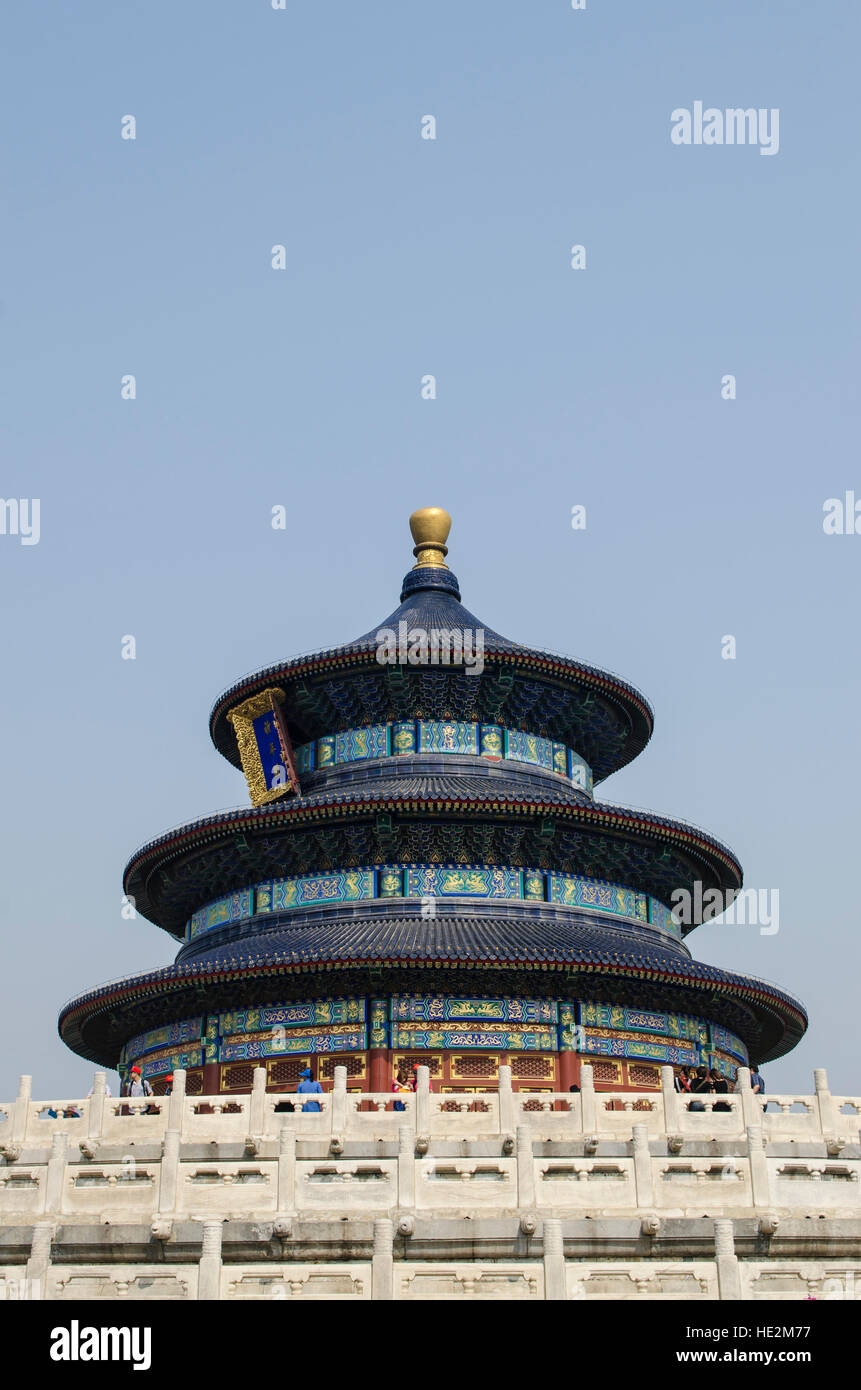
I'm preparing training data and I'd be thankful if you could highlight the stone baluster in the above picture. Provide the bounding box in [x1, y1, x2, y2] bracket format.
[746, 1125, 771, 1209]
[415, 1065, 430, 1135]
[398, 1125, 415, 1210]
[12, 1075, 32, 1144]
[660, 1065, 678, 1130]
[25, 1220, 54, 1299]
[516, 1125, 536, 1210]
[249, 1066, 267, 1135]
[197, 1220, 223, 1301]
[735, 1067, 759, 1129]
[498, 1064, 515, 1135]
[714, 1218, 742, 1300]
[579, 1064, 596, 1133]
[543, 1218, 566, 1300]
[159, 1131, 180, 1213]
[331, 1065, 348, 1134]
[277, 1129, 296, 1214]
[371, 1217, 394, 1300]
[167, 1069, 186, 1132]
[814, 1068, 838, 1137]
[43, 1133, 68, 1216]
[87, 1072, 107, 1140]
[631, 1123, 654, 1207]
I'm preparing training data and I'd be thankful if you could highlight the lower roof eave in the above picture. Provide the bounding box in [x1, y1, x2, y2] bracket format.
[58, 952, 807, 1070]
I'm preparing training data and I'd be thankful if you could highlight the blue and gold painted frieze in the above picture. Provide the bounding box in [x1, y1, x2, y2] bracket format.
[392, 1022, 556, 1051]
[579, 1002, 708, 1045]
[120, 1017, 203, 1065]
[583, 1029, 701, 1067]
[392, 994, 556, 1025]
[405, 866, 523, 900]
[293, 718, 593, 794]
[709, 1022, 747, 1063]
[185, 865, 682, 942]
[254, 870, 374, 919]
[125, 1041, 204, 1079]
[218, 998, 365, 1036]
[549, 876, 649, 923]
[221, 1023, 366, 1060]
[648, 898, 682, 940]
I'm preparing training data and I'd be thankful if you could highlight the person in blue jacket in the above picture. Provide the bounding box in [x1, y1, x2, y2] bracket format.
[296, 1066, 323, 1112]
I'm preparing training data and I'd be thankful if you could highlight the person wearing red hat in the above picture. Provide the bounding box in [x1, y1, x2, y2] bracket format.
[121, 1065, 153, 1099]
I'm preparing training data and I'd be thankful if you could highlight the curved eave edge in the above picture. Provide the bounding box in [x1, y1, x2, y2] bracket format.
[208, 646, 655, 771]
[58, 957, 807, 1066]
[123, 798, 741, 909]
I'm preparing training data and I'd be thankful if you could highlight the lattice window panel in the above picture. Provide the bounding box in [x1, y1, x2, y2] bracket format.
[628, 1065, 660, 1089]
[592, 1061, 622, 1084]
[512, 1056, 555, 1080]
[222, 1064, 255, 1091]
[267, 1058, 312, 1087]
[186, 1070, 204, 1096]
[451, 1054, 498, 1079]
[318, 1054, 366, 1081]
[394, 1054, 443, 1077]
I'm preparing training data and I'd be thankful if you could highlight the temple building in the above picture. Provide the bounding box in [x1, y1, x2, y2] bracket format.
[59, 509, 806, 1097]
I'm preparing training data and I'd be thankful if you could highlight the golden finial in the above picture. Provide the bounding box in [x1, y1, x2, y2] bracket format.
[409, 507, 451, 569]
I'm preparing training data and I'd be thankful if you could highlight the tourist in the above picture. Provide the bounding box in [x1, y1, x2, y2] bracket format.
[750, 1064, 767, 1111]
[162, 1073, 174, 1096]
[687, 1065, 711, 1111]
[392, 1066, 411, 1111]
[674, 1066, 692, 1095]
[86, 1081, 112, 1098]
[122, 1066, 153, 1099]
[296, 1066, 323, 1112]
[568, 1083, 580, 1093]
[710, 1068, 731, 1111]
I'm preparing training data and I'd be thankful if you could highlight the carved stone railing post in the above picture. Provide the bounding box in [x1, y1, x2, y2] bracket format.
[660, 1065, 678, 1130]
[371, 1218, 394, 1300]
[167, 1069, 186, 1132]
[12, 1075, 32, 1143]
[632, 1123, 654, 1208]
[398, 1125, 415, 1210]
[197, 1220, 223, 1300]
[516, 1125, 536, 1211]
[331, 1065, 348, 1133]
[159, 1131, 180, 1213]
[43, 1133, 68, 1216]
[249, 1066, 267, 1135]
[746, 1125, 771, 1209]
[87, 1072, 106, 1140]
[498, 1064, 515, 1134]
[814, 1068, 838, 1136]
[714, 1219, 742, 1300]
[543, 1218, 566, 1300]
[579, 1064, 596, 1133]
[277, 1129, 296, 1214]
[416, 1066, 430, 1134]
[735, 1067, 758, 1129]
[25, 1220, 54, 1298]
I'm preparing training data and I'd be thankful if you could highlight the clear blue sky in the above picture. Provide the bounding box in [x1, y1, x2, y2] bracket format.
[1, 1, 858, 1097]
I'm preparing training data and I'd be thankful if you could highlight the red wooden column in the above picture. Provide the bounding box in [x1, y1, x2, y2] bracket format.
[202, 1061, 221, 1095]
[369, 998, 390, 1094]
[559, 1050, 578, 1092]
